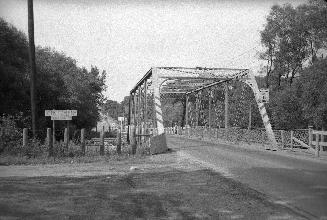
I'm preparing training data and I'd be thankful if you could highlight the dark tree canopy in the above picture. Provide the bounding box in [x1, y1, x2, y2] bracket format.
[0, 18, 107, 132]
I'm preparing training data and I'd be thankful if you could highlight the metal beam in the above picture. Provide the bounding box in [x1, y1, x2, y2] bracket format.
[130, 69, 152, 94]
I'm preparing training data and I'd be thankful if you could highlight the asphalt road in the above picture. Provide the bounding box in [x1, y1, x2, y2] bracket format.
[167, 135, 327, 220]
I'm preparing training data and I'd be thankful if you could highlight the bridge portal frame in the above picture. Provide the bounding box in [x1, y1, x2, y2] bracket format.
[129, 67, 278, 153]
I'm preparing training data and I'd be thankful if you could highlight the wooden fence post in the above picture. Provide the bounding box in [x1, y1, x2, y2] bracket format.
[100, 127, 104, 155]
[290, 130, 294, 150]
[280, 130, 285, 148]
[23, 128, 28, 148]
[81, 128, 85, 156]
[47, 128, 53, 156]
[315, 133, 320, 157]
[117, 129, 122, 155]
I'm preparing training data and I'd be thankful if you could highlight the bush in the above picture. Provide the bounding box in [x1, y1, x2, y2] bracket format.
[0, 114, 22, 154]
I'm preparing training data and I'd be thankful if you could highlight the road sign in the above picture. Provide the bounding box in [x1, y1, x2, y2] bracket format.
[260, 89, 269, 103]
[45, 110, 77, 120]
[118, 117, 125, 122]
[51, 115, 72, 121]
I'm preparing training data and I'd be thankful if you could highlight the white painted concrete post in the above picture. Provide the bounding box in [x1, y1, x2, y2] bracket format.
[290, 130, 294, 150]
[315, 133, 320, 157]
[308, 126, 313, 148]
[23, 128, 28, 147]
[280, 130, 285, 148]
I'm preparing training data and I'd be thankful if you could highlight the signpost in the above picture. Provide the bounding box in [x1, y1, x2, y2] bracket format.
[45, 110, 77, 149]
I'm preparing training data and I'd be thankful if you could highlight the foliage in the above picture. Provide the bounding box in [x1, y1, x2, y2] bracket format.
[0, 114, 22, 154]
[260, 1, 327, 88]
[297, 58, 327, 129]
[0, 18, 107, 133]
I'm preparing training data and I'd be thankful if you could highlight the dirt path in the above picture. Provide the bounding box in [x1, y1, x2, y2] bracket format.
[0, 151, 307, 219]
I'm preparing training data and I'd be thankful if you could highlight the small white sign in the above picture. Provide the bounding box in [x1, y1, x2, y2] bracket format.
[260, 89, 269, 103]
[45, 110, 77, 120]
[51, 115, 72, 121]
[118, 117, 125, 122]
[45, 110, 77, 117]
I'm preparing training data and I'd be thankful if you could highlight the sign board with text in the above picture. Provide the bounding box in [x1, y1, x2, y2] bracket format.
[118, 117, 125, 122]
[259, 89, 269, 103]
[45, 110, 77, 120]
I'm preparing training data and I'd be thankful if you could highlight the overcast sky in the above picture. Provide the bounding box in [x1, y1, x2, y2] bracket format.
[0, 0, 305, 101]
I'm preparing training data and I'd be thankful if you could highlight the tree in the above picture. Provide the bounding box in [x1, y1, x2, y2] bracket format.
[298, 58, 327, 129]
[0, 18, 30, 116]
[0, 19, 107, 132]
[260, 1, 327, 88]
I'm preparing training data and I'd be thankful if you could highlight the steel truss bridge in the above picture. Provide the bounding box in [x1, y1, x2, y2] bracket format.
[128, 67, 277, 154]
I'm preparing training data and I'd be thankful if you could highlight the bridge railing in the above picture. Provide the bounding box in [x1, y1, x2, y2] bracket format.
[166, 126, 327, 157]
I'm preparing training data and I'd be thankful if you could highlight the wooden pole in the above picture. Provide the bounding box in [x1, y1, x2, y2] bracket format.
[81, 128, 85, 156]
[224, 83, 229, 129]
[23, 128, 28, 147]
[28, 0, 37, 138]
[100, 127, 104, 155]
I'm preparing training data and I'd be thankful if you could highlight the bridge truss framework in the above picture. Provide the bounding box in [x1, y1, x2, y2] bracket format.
[128, 67, 277, 154]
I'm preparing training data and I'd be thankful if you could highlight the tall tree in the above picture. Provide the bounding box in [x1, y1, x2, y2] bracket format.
[260, 1, 327, 89]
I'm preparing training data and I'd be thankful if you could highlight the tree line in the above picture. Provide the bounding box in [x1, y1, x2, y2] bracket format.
[0, 18, 107, 136]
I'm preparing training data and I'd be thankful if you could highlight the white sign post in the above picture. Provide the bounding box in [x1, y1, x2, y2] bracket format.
[45, 110, 77, 145]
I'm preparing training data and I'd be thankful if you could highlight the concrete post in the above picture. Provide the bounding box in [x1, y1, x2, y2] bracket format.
[52, 120, 56, 145]
[315, 133, 320, 157]
[308, 126, 313, 148]
[100, 127, 104, 155]
[290, 130, 294, 150]
[47, 128, 53, 156]
[81, 128, 85, 155]
[23, 128, 28, 147]
[280, 130, 285, 148]
[64, 128, 68, 151]
[117, 129, 122, 154]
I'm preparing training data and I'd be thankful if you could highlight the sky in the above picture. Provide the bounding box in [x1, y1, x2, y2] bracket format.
[0, 0, 306, 102]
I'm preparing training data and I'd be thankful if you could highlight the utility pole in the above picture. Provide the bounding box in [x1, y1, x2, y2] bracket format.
[28, 0, 37, 138]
